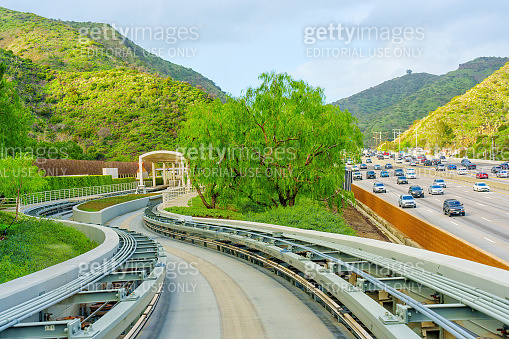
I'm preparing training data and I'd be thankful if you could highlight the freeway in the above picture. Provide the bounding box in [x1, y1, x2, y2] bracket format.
[109, 209, 353, 339]
[442, 157, 509, 185]
[353, 158, 509, 262]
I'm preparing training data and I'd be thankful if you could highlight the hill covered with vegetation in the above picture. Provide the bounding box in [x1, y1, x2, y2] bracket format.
[395, 60, 509, 155]
[332, 57, 509, 145]
[0, 6, 218, 160]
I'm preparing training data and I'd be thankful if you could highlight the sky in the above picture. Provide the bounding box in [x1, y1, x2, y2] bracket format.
[2, 0, 509, 102]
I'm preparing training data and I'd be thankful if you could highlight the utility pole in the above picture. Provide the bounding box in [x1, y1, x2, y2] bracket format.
[392, 129, 402, 152]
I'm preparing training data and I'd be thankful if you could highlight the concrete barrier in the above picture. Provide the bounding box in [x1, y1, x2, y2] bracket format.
[155, 204, 509, 300]
[73, 195, 162, 225]
[351, 184, 509, 270]
[0, 221, 119, 315]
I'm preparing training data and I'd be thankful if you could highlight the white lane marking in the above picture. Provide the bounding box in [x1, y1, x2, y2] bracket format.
[463, 190, 469, 193]
[477, 203, 485, 206]
[483, 237, 496, 244]
[485, 196, 492, 200]
[434, 198, 440, 201]
[427, 209, 434, 213]
[450, 221, 458, 225]
[481, 217, 491, 222]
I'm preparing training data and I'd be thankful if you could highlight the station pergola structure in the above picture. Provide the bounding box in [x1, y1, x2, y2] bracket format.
[138, 150, 188, 189]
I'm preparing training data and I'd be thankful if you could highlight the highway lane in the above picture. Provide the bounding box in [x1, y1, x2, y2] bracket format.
[353, 159, 509, 261]
[108, 210, 353, 339]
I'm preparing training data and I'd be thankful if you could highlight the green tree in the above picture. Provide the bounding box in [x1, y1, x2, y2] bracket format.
[0, 63, 34, 150]
[0, 155, 47, 219]
[179, 72, 362, 209]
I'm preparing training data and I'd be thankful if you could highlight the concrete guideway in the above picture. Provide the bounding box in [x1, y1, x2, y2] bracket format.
[114, 209, 348, 339]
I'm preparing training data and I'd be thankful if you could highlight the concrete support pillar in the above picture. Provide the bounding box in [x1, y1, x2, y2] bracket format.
[138, 157, 144, 185]
[162, 162, 166, 185]
[171, 163, 175, 186]
[152, 162, 156, 187]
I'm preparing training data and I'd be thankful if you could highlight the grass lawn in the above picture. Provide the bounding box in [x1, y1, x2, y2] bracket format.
[0, 212, 98, 284]
[165, 196, 356, 236]
[77, 194, 157, 212]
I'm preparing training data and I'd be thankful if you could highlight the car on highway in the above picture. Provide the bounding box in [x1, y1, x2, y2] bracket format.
[439, 155, 447, 162]
[360, 163, 367, 169]
[436, 164, 446, 171]
[496, 170, 509, 178]
[380, 170, 389, 177]
[432, 159, 441, 166]
[394, 168, 404, 176]
[447, 164, 457, 170]
[475, 172, 489, 179]
[408, 185, 424, 198]
[433, 178, 447, 188]
[346, 159, 353, 165]
[372, 182, 387, 193]
[352, 165, 359, 171]
[353, 172, 363, 180]
[396, 158, 403, 163]
[501, 163, 509, 170]
[461, 158, 471, 166]
[473, 182, 490, 192]
[366, 170, 376, 179]
[443, 199, 465, 217]
[377, 155, 384, 160]
[374, 164, 381, 170]
[398, 194, 416, 208]
[457, 168, 467, 175]
[366, 158, 372, 163]
[396, 176, 408, 184]
[406, 168, 416, 179]
[491, 166, 502, 173]
[465, 163, 477, 170]
[384, 163, 393, 169]
[428, 184, 444, 195]
[384, 155, 390, 159]
[410, 161, 417, 166]
[423, 160, 432, 166]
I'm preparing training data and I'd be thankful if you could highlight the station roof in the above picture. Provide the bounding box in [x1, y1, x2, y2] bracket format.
[139, 150, 185, 163]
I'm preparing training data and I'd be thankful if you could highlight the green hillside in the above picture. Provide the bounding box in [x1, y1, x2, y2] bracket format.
[396, 60, 509, 155]
[333, 57, 509, 145]
[0, 6, 224, 99]
[0, 6, 219, 161]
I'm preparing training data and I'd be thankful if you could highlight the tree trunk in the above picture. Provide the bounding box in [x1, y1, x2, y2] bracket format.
[196, 185, 213, 209]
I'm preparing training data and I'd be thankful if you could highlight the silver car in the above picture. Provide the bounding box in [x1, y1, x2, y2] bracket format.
[497, 170, 508, 178]
[428, 185, 444, 195]
[398, 194, 416, 208]
[372, 182, 387, 193]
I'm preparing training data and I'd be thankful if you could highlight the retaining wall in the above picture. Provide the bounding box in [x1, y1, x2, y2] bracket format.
[73, 195, 162, 225]
[0, 222, 119, 314]
[351, 183, 509, 270]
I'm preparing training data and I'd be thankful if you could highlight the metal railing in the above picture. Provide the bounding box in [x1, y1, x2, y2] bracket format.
[14, 180, 154, 208]
[161, 185, 198, 207]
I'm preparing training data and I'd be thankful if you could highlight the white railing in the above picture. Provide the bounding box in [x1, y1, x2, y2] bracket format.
[0, 198, 17, 209]
[162, 185, 197, 208]
[18, 180, 154, 208]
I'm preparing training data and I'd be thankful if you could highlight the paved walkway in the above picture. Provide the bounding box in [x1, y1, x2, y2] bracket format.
[164, 192, 198, 208]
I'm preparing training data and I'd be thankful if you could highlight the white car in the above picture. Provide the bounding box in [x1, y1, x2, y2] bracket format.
[352, 165, 359, 171]
[396, 158, 403, 163]
[457, 168, 467, 175]
[496, 170, 508, 178]
[410, 161, 417, 166]
[406, 169, 416, 179]
[473, 182, 490, 192]
[428, 185, 444, 195]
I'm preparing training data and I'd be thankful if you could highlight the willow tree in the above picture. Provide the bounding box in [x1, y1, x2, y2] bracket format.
[178, 71, 362, 209]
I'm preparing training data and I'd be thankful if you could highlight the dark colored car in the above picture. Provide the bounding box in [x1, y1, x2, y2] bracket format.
[385, 163, 393, 169]
[366, 170, 376, 179]
[491, 166, 502, 173]
[466, 163, 477, 170]
[360, 163, 367, 169]
[397, 176, 408, 184]
[377, 155, 384, 160]
[448, 164, 457, 170]
[501, 163, 509, 170]
[476, 172, 489, 179]
[380, 170, 389, 177]
[443, 199, 465, 217]
[423, 160, 432, 166]
[432, 159, 441, 165]
[408, 185, 424, 198]
[461, 158, 471, 166]
[394, 168, 404, 176]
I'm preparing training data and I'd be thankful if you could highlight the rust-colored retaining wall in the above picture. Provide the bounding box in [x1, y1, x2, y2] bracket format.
[352, 184, 509, 270]
[34, 159, 147, 177]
